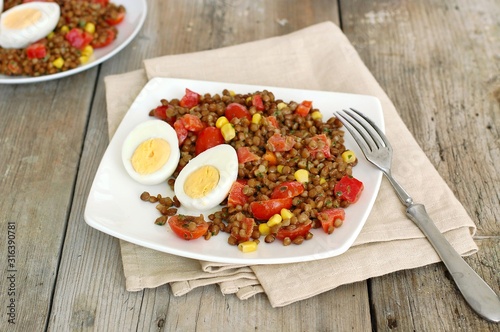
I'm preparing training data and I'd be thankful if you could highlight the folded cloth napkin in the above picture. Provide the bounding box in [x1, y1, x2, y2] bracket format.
[104, 21, 478, 307]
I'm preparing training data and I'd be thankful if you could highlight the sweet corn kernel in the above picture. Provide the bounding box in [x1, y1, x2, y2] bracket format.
[277, 165, 284, 173]
[341, 150, 356, 163]
[215, 116, 229, 128]
[277, 102, 287, 111]
[229, 90, 236, 97]
[82, 45, 93, 57]
[267, 214, 282, 227]
[79, 55, 89, 64]
[311, 111, 322, 120]
[251, 113, 262, 124]
[258, 223, 270, 236]
[246, 96, 252, 104]
[238, 241, 258, 253]
[52, 57, 64, 69]
[280, 208, 293, 220]
[320, 177, 327, 185]
[221, 123, 236, 141]
[60, 26, 69, 34]
[294, 169, 309, 183]
[84, 22, 95, 34]
[47, 32, 55, 39]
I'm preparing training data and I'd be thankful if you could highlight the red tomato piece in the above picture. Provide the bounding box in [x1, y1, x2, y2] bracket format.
[173, 119, 188, 145]
[26, 43, 47, 59]
[267, 133, 295, 152]
[65, 28, 93, 50]
[295, 100, 312, 117]
[307, 134, 332, 159]
[232, 217, 255, 242]
[168, 215, 208, 240]
[181, 114, 204, 132]
[266, 116, 278, 128]
[236, 147, 260, 164]
[317, 208, 345, 234]
[249, 198, 293, 220]
[276, 223, 312, 241]
[152, 105, 175, 126]
[270, 181, 305, 199]
[195, 126, 224, 155]
[106, 11, 125, 26]
[262, 150, 277, 166]
[179, 88, 200, 108]
[252, 94, 264, 111]
[227, 180, 249, 207]
[91, 28, 116, 48]
[91, 0, 109, 5]
[334, 176, 364, 204]
[225, 103, 251, 121]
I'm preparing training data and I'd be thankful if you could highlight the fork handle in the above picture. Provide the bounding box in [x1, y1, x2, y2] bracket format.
[406, 204, 500, 322]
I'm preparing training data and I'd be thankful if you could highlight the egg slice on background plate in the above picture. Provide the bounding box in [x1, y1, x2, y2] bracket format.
[174, 144, 238, 211]
[0, 2, 60, 49]
[122, 120, 180, 185]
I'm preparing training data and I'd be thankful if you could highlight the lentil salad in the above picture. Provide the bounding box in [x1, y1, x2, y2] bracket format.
[141, 88, 365, 251]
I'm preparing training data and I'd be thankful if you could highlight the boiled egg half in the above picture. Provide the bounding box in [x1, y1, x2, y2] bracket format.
[174, 144, 238, 211]
[122, 120, 180, 185]
[0, 2, 60, 49]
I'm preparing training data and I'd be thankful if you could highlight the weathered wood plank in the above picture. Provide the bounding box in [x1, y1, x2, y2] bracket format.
[341, 0, 500, 329]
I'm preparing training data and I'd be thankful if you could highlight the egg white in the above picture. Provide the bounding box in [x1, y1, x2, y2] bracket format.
[122, 120, 180, 185]
[0, 2, 60, 49]
[174, 144, 238, 211]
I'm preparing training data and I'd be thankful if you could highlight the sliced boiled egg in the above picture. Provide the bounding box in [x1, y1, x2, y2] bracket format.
[0, 2, 60, 49]
[122, 120, 180, 185]
[174, 144, 238, 211]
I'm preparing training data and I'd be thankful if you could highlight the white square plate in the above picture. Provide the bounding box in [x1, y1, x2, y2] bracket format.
[85, 77, 384, 265]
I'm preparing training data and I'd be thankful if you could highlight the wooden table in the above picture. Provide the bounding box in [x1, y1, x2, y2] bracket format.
[1, 0, 499, 330]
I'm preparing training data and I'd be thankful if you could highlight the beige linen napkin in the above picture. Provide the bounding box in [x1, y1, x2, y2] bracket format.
[104, 22, 478, 307]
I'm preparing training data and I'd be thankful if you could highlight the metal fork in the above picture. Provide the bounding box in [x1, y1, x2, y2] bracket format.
[336, 108, 500, 323]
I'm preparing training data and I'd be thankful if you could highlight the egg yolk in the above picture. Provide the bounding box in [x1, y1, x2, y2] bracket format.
[4, 8, 41, 29]
[184, 165, 220, 198]
[131, 138, 171, 175]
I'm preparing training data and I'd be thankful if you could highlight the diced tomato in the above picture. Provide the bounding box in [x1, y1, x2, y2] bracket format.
[195, 126, 224, 155]
[179, 88, 200, 108]
[180, 114, 204, 132]
[307, 134, 332, 159]
[262, 150, 277, 166]
[267, 133, 295, 152]
[266, 116, 278, 128]
[173, 119, 188, 145]
[106, 11, 125, 26]
[225, 103, 251, 121]
[270, 181, 304, 199]
[168, 215, 208, 240]
[236, 147, 260, 164]
[26, 43, 47, 59]
[227, 180, 249, 207]
[317, 208, 345, 234]
[232, 217, 255, 242]
[251, 94, 264, 111]
[295, 100, 312, 117]
[65, 28, 93, 50]
[334, 175, 364, 204]
[249, 198, 293, 220]
[91, 0, 109, 5]
[91, 28, 116, 48]
[152, 105, 175, 126]
[276, 223, 312, 241]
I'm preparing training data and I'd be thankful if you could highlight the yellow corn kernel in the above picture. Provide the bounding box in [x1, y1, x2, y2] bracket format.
[221, 123, 236, 141]
[294, 169, 309, 183]
[79, 55, 89, 64]
[215, 116, 229, 128]
[229, 90, 236, 97]
[246, 96, 252, 104]
[277, 165, 284, 173]
[280, 208, 293, 220]
[252, 113, 262, 125]
[47, 32, 55, 39]
[320, 177, 327, 185]
[311, 110, 322, 120]
[267, 214, 282, 227]
[84, 22, 95, 34]
[258, 223, 270, 236]
[60, 25, 69, 34]
[238, 241, 258, 253]
[82, 45, 93, 57]
[341, 150, 356, 163]
[52, 57, 64, 69]
[277, 102, 287, 111]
